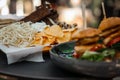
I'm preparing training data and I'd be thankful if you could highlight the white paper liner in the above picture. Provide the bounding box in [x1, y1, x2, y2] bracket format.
[0, 44, 48, 64]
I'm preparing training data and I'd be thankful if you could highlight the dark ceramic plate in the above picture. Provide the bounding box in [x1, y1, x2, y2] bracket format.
[50, 41, 120, 78]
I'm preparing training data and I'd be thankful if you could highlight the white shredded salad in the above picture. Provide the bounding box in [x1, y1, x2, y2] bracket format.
[0, 21, 47, 47]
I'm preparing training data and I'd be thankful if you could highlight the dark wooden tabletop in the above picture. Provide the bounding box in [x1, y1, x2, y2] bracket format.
[0, 51, 113, 80]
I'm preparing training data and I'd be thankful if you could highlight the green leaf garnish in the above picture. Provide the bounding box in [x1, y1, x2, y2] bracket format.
[80, 49, 115, 61]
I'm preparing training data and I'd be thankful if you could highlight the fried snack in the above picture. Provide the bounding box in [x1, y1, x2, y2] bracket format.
[56, 31, 72, 43]
[31, 36, 43, 45]
[57, 28, 77, 43]
[42, 36, 56, 45]
[30, 25, 77, 46]
[44, 25, 64, 38]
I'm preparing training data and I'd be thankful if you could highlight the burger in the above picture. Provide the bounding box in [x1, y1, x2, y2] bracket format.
[97, 17, 120, 60]
[71, 28, 104, 57]
[98, 17, 120, 47]
[72, 28, 101, 45]
[69, 17, 120, 61]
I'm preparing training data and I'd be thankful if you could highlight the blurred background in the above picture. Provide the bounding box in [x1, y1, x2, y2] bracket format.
[0, 0, 120, 28]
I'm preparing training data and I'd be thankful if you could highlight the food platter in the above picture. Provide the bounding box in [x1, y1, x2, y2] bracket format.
[50, 41, 120, 78]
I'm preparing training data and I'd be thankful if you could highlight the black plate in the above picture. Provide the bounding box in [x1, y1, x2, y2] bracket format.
[50, 41, 120, 78]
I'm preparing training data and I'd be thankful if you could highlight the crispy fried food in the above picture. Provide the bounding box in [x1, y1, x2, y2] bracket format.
[42, 36, 56, 45]
[44, 25, 64, 38]
[56, 31, 72, 43]
[30, 25, 76, 46]
[31, 36, 43, 45]
[56, 28, 77, 43]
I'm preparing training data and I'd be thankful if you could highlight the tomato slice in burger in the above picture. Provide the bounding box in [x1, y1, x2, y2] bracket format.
[73, 52, 80, 58]
[90, 44, 103, 51]
[107, 36, 120, 46]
